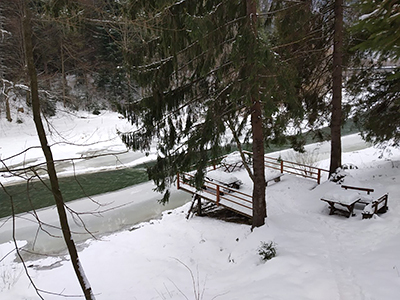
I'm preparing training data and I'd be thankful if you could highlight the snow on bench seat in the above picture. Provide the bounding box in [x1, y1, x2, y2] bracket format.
[362, 193, 389, 219]
[206, 169, 243, 189]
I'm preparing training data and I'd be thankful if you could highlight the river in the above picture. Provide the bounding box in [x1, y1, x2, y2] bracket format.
[0, 133, 371, 258]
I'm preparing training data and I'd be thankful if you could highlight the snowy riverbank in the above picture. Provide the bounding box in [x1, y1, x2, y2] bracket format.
[1, 144, 399, 299]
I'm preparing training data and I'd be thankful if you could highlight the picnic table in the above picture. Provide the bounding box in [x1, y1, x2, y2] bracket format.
[320, 188, 361, 218]
[205, 169, 243, 189]
[321, 183, 389, 218]
[220, 151, 249, 173]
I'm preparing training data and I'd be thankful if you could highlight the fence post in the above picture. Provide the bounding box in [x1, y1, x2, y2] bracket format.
[177, 173, 180, 189]
[317, 169, 321, 184]
[216, 185, 220, 205]
[280, 160, 284, 173]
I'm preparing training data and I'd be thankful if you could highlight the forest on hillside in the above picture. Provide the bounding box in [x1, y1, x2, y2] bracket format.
[1, 0, 399, 228]
[0, 2, 398, 298]
[0, 1, 398, 142]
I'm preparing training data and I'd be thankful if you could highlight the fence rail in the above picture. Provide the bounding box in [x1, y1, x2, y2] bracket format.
[242, 150, 329, 184]
[177, 172, 253, 217]
[176, 151, 329, 218]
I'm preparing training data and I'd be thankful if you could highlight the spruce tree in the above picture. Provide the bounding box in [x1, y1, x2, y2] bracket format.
[120, 0, 301, 227]
[347, 0, 400, 145]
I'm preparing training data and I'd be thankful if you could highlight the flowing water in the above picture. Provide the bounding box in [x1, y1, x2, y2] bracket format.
[0, 133, 371, 258]
[0, 181, 190, 258]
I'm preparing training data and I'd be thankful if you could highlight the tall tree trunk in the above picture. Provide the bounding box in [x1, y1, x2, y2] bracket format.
[247, 0, 266, 228]
[22, 4, 95, 300]
[61, 40, 67, 108]
[5, 95, 12, 122]
[329, 0, 343, 176]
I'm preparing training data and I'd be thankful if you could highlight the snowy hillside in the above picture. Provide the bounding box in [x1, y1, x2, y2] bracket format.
[0, 143, 399, 299]
[1, 108, 399, 299]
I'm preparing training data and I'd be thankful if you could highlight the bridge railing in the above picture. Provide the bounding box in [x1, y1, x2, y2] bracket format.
[177, 172, 252, 217]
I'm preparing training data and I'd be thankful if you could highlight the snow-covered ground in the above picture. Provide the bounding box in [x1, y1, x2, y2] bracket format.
[0, 106, 156, 185]
[1, 108, 399, 299]
[1, 144, 399, 300]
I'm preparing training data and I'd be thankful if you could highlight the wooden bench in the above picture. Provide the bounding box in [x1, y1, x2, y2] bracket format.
[362, 193, 389, 219]
[340, 185, 389, 219]
[265, 173, 284, 186]
[341, 185, 374, 195]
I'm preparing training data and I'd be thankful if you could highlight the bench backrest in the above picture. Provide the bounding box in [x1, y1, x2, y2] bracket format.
[341, 185, 374, 194]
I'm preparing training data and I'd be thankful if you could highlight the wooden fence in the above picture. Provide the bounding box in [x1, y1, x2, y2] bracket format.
[177, 172, 253, 217]
[176, 151, 330, 218]
[242, 150, 329, 184]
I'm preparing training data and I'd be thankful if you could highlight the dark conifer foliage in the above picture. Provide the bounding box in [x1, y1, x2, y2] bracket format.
[348, 0, 400, 145]
[119, 1, 303, 225]
[266, 0, 335, 144]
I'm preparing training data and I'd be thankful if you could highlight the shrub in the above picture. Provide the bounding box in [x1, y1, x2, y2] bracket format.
[258, 241, 277, 261]
[285, 149, 320, 176]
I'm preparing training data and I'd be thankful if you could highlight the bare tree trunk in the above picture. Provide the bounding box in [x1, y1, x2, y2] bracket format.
[22, 4, 95, 299]
[61, 40, 67, 108]
[5, 95, 12, 122]
[247, 0, 266, 228]
[329, 0, 343, 176]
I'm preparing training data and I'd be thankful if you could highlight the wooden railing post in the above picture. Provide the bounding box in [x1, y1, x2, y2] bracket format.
[216, 185, 220, 205]
[280, 160, 284, 174]
[317, 169, 321, 185]
[176, 173, 180, 189]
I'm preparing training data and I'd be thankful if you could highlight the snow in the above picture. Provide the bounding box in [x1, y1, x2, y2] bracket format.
[206, 169, 242, 186]
[0, 104, 156, 185]
[1, 109, 400, 299]
[321, 187, 360, 205]
[221, 151, 245, 165]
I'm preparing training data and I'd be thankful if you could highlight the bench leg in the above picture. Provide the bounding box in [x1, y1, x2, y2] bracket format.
[348, 204, 356, 218]
[329, 204, 335, 215]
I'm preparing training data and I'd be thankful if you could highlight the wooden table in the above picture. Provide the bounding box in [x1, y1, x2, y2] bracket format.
[321, 189, 361, 218]
[220, 151, 249, 173]
[206, 170, 243, 189]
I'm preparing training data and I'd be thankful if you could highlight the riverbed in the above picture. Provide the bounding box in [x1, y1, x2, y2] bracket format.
[0, 133, 371, 258]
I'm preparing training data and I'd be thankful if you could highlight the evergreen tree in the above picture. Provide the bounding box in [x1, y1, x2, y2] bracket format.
[120, 0, 301, 227]
[266, 0, 333, 144]
[347, 0, 400, 145]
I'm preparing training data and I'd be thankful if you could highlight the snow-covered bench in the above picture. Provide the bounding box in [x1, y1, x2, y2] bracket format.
[341, 184, 374, 195]
[265, 172, 284, 186]
[340, 185, 389, 219]
[361, 193, 389, 219]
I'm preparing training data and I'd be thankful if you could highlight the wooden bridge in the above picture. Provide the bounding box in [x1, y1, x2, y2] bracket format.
[177, 151, 329, 219]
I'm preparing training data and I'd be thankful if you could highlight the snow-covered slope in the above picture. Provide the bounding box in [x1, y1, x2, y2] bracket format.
[0, 105, 157, 184]
[0, 144, 399, 300]
[1, 107, 399, 299]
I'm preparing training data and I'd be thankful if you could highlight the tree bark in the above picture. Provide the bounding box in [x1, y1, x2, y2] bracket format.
[251, 98, 267, 227]
[247, 0, 266, 228]
[22, 4, 95, 300]
[5, 95, 12, 122]
[329, 0, 343, 176]
[61, 40, 67, 108]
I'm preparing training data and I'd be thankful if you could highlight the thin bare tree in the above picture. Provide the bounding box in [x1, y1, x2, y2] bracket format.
[21, 2, 95, 299]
